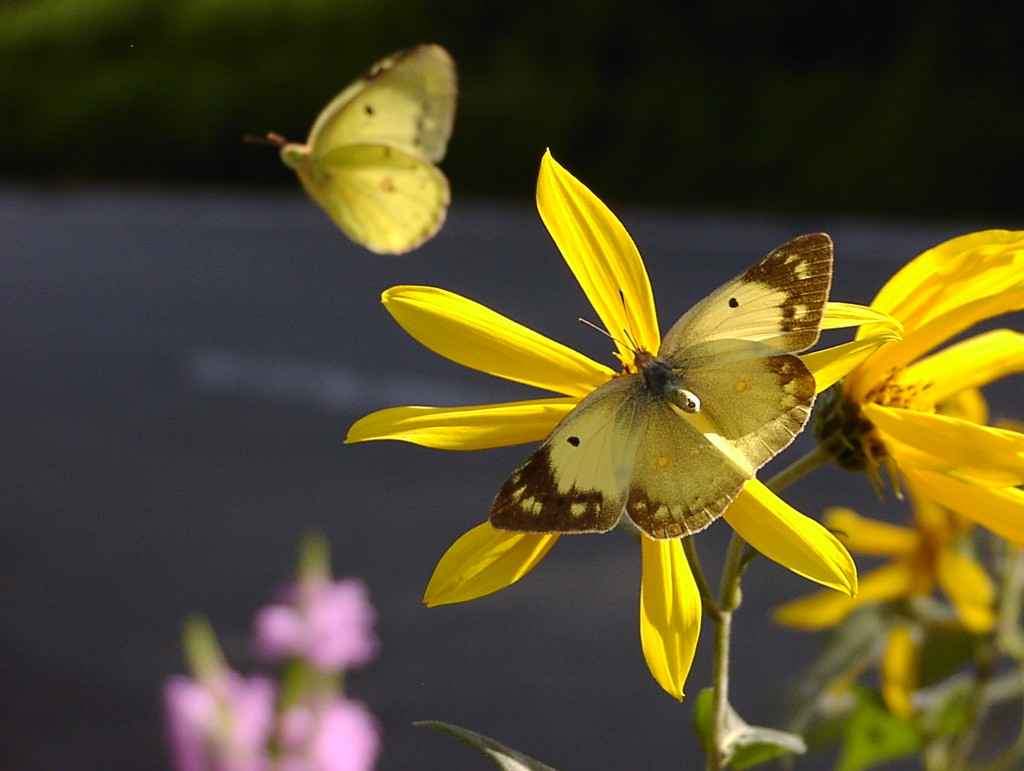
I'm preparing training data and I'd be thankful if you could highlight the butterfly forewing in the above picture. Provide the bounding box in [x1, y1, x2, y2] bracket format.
[310, 45, 456, 162]
[490, 376, 642, 534]
[660, 233, 833, 356]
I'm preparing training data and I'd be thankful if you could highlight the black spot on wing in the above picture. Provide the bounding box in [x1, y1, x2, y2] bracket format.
[728, 297, 739, 308]
[567, 436, 581, 447]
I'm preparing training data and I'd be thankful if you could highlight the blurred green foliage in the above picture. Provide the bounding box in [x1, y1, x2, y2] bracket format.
[2, 0, 1022, 216]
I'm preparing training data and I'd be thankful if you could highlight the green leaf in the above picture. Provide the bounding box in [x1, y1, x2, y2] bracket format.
[915, 622, 976, 688]
[836, 688, 922, 771]
[693, 688, 806, 768]
[730, 725, 807, 769]
[181, 615, 226, 683]
[922, 679, 973, 738]
[693, 688, 715, 755]
[297, 531, 332, 582]
[416, 720, 560, 771]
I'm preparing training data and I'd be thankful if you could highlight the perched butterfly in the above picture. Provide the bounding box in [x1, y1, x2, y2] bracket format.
[490, 233, 834, 540]
[265, 44, 457, 255]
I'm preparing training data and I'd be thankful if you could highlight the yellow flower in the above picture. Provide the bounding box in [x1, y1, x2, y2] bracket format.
[817, 232, 1024, 541]
[348, 151, 873, 699]
[774, 484, 995, 718]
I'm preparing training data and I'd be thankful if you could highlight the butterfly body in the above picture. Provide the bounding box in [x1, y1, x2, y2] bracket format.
[490, 233, 833, 540]
[273, 45, 456, 255]
[635, 349, 702, 413]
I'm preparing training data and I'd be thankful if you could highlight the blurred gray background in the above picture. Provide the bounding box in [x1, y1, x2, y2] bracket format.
[2, 1, 1022, 769]
[4, 188, 1018, 769]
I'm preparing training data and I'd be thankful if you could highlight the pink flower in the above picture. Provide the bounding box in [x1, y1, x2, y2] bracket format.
[163, 671, 276, 771]
[278, 698, 382, 771]
[254, 578, 379, 672]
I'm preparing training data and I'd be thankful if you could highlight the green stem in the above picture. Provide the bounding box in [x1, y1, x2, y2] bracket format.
[948, 636, 996, 770]
[684, 536, 721, 621]
[971, 544, 1024, 771]
[706, 534, 749, 771]
[765, 443, 833, 493]
[703, 444, 831, 770]
[707, 603, 733, 771]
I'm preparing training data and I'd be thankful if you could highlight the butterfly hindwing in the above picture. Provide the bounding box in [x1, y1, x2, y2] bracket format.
[673, 339, 817, 470]
[298, 144, 450, 255]
[624, 397, 749, 539]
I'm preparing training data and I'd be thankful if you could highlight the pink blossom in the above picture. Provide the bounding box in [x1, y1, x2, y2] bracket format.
[163, 671, 276, 771]
[254, 578, 379, 671]
[278, 698, 381, 771]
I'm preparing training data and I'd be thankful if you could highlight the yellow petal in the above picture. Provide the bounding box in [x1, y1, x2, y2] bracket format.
[881, 625, 918, 720]
[906, 329, 1024, 405]
[936, 548, 996, 634]
[346, 398, 576, 450]
[537, 151, 660, 360]
[904, 479, 959, 538]
[803, 331, 901, 393]
[823, 302, 903, 335]
[902, 467, 1024, 546]
[864, 404, 1024, 487]
[774, 562, 916, 629]
[640, 537, 701, 701]
[857, 290, 1024, 391]
[724, 481, 857, 595]
[823, 507, 920, 558]
[423, 523, 559, 606]
[871, 230, 1024, 331]
[938, 388, 989, 426]
[384, 285, 613, 398]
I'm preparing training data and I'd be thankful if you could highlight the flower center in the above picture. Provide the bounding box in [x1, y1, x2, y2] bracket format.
[815, 385, 883, 474]
[817, 369, 940, 496]
[862, 368, 935, 413]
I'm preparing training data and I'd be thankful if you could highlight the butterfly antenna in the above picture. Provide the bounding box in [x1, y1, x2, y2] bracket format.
[577, 315, 639, 374]
[577, 316, 617, 341]
[617, 289, 643, 354]
[242, 132, 287, 147]
[578, 315, 638, 351]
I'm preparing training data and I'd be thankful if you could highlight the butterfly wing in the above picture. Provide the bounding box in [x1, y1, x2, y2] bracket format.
[490, 375, 643, 534]
[490, 373, 749, 540]
[492, 233, 832, 540]
[660, 233, 833, 355]
[284, 45, 456, 254]
[673, 339, 817, 471]
[294, 143, 449, 254]
[623, 397, 749, 539]
[308, 44, 456, 162]
[652, 233, 831, 473]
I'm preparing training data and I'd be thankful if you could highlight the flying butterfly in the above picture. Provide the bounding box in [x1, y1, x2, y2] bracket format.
[490, 233, 834, 540]
[263, 44, 457, 254]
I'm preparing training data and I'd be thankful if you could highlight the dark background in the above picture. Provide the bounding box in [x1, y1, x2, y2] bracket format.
[3, 0, 1024, 218]
[2, 2, 1022, 769]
